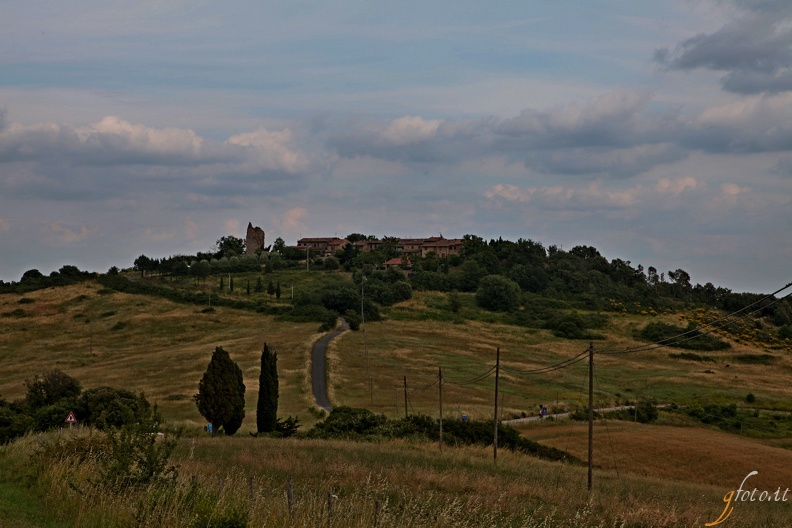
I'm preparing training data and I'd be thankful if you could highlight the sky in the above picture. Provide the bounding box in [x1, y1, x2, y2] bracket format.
[1, 0, 790, 293]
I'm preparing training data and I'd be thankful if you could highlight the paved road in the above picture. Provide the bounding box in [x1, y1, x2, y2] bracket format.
[311, 318, 349, 413]
[503, 405, 637, 424]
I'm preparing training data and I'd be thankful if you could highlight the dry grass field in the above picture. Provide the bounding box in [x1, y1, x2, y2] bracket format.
[515, 418, 792, 489]
[328, 292, 792, 421]
[0, 281, 322, 427]
[3, 283, 792, 526]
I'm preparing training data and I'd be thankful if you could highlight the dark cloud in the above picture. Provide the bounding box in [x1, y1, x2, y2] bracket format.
[326, 91, 686, 178]
[655, 2, 792, 94]
[0, 117, 320, 202]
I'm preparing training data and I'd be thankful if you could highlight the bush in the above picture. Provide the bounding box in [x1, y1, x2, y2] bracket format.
[475, 275, 521, 311]
[638, 322, 730, 351]
[77, 387, 153, 430]
[102, 405, 177, 488]
[635, 399, 658, 423]
[304, 408, 579, 463]
[544, 312, 607, 340]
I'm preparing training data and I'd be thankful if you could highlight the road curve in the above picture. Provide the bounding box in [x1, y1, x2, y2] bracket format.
[311, 318, 349, 413]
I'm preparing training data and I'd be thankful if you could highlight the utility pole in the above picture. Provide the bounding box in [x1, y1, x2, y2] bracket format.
[493, 347, 500, 466]
[362, 278, 368, 374]
[403, 376, 408, 419]
[588, 342, 594, 493]
[439, 367, 443, 453]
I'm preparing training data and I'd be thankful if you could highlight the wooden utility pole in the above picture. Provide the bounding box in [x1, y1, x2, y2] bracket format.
[588, 342, 594, 493]
[439, 367, 443, 453]
[403, 376, 408, 419]
[493, 347, 500, 466]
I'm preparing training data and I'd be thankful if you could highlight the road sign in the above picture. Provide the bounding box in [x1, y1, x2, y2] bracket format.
[65, 411, 77, 424]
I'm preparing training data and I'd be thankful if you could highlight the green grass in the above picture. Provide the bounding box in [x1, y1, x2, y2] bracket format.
[0, 449, 70, 528]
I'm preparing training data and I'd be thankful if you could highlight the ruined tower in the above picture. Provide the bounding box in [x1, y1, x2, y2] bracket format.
[245, 223, 266, 255]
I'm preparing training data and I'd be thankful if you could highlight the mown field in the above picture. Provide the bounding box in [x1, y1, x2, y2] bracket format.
[2, 279, 792, 526]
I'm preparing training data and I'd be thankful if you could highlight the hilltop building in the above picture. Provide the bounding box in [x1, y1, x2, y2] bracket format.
[245, 223, 266, 255]
[295, 235, 463, 259]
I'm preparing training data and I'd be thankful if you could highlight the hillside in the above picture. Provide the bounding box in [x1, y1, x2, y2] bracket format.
[2, 273, 792, 526]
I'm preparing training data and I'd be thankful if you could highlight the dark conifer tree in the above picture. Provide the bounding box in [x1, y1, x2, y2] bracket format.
[194, 347, 245, 436]
[256, 343, 278, 433]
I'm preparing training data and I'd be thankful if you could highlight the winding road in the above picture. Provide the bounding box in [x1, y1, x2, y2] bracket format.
[311, 319, 349, 412]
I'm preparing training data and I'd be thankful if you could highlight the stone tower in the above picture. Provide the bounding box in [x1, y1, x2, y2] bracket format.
[245, 223, 266, 255]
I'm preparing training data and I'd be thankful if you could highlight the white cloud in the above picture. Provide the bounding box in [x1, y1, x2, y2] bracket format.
[227, 128, 308, 173]
[655, 176, 699, 194]
[380, 116, 442, 145]
[45, 221, 98, 244]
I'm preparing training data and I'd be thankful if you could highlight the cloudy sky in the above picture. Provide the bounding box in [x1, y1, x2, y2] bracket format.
[1, 1, 790, 293]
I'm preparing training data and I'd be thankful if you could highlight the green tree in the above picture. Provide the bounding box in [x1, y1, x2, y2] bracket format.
[276, 281, 281, 299]
[194, 347, 246, 436]
[77, 387, 152, 430]
[24, 369, 82, 411]
[214, 235, 245, 258]
[256, 343, 279, 433]
[267, 280, 275, 296]
[475, 275, 522, 312]
[133, 255, 153, 278]
[255, 276, 264, 293]
[219, 275, 225, 292]
[229, 274, 235, 292]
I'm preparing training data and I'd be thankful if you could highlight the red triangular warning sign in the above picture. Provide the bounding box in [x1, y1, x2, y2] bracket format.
[65, 411, 77, 423]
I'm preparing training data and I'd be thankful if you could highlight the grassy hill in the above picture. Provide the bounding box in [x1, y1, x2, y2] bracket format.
[2, 277, 792, 526]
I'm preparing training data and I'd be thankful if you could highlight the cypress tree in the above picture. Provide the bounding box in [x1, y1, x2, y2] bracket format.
[267, 280, 275, 296]
[194, 347, 246, 436]
[254, 276, 263, 293]
[219, 275, 225, 292]
[257, 343, 279, 433]
[276, 280, 281, 300]
[230, 274, 234, 292]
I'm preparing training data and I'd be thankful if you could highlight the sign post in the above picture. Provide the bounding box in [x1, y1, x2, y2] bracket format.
[65, 411, 77, 428]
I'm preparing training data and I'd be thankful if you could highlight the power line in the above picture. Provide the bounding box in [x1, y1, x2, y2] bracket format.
[500, 349, 590, 376]
[443, 366, 497, 386]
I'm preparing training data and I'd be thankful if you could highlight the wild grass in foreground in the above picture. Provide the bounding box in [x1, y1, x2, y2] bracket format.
[1, 428, 790, 527]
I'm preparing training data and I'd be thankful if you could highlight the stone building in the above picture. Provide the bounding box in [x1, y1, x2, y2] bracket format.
[245, 223, 266, 254]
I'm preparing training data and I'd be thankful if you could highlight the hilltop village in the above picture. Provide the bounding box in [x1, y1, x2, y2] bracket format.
[245, 222, 463, 265]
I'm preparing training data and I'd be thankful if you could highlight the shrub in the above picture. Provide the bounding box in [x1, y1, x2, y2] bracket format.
[733, 354, 777, 365]
[638, 322, 730, 351]
[102, 405, 177, 488]
[475, 275, 521, 312]
[77, 387, 153, 430]
[668, 352, 715, 362]
[635, 399, 659, 423]
[24, 369, 82, 411]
